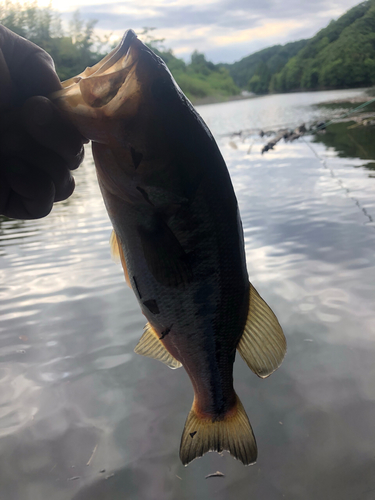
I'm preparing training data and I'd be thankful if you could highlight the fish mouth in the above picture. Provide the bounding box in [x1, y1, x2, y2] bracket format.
[50, 29, 181, 144]
[50, 29, 143, 113]
[85, 29, 138, 82]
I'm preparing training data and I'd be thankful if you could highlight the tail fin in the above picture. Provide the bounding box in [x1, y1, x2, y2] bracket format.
[179, 394, 257, 466]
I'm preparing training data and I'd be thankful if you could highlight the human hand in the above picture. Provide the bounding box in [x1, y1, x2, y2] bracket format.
[0, 25, 86, 219]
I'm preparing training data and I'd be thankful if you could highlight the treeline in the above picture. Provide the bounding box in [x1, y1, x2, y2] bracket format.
[0, 2, 239, 101]
[226, 39, 308, 92]
[5, 0, 372, 100]
[152, 46, 239, 101]
[0, 2, 109, 80]
[227, 0, 375, 94]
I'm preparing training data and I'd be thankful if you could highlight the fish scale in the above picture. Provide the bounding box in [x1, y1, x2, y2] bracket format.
[51, 28, 286, 466]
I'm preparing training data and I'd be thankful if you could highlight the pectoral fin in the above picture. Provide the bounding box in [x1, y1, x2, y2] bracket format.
[237, 284, 286, 378]
[110, 230, 131, 288]
[134, 323, 182, 369]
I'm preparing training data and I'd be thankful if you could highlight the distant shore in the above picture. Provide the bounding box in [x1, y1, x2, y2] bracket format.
[192, 87, 374, 107]
[191, 93, 257, 106]
[317, 94, 373, 106]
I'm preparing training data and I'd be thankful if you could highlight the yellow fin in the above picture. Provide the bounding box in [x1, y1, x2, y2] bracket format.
[109, 230, 121, 261]
[134, 323, 182, 369]
[237, 284, 286, 378]
[110, 230, 131, 288]
[180, 394, 257, 466]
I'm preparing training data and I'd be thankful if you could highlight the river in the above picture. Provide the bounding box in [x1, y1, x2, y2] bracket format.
[1, 88, 375, 500]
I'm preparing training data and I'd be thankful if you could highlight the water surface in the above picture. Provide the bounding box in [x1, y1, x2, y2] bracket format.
[1, 89, 375, 500]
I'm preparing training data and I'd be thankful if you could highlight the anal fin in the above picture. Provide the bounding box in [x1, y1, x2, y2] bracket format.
[237, 284, 286, 378]
[110, 230, 131, 288]
[134, 323, 182, 369]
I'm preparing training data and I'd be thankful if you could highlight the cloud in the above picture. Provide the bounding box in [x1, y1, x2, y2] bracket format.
[56, 0, 363, 62]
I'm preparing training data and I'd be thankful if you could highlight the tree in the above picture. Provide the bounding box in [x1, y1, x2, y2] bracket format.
[0, 1, 108, 80]
[0, 2, 240, 101]
[248, 61, 271, 94]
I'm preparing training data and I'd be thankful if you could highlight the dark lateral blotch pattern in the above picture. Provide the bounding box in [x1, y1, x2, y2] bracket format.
[130, 146, 143, 169]
[159, 325, 172, 340]
[136, 186, 154, 205]
[143, 299, 160, 315]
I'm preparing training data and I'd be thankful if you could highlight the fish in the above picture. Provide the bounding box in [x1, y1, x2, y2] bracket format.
[50, 29, 287, 466]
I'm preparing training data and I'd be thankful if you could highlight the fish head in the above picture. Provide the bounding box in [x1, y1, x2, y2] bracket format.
[51, 29, 214, 205]
[50, 29, 188, 150]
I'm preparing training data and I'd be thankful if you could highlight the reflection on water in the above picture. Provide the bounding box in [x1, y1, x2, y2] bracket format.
[313, 122, 375, 172]
[198, 88, 366, 136]
[1, 89, 375, 499]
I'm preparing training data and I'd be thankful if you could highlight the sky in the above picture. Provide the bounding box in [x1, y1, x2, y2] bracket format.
[34, 0, 363, 63]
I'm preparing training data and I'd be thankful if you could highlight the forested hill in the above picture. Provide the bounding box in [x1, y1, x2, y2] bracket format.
[227, 0, 375, 94]
[226, 39, 308, 90]
[0, 2, 239, 103]
[1, 0, 375, 100]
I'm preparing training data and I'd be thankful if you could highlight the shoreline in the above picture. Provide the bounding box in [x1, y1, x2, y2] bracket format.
[191, 87, 374, 107]
[191, 93, 257, 106]
[316, 94, 374, 106]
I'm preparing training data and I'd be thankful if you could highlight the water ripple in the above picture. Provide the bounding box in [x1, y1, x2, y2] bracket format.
[1, 90, 375, 498]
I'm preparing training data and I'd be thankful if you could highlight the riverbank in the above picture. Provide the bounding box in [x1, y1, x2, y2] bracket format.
[314, 89, 375, 127]
[191, 86, 375, 107]
[190, 92, 256, 106]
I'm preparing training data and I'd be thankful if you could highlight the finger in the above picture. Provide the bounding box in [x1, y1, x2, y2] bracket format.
[0, 48, 12, 110]
[22, 96, 85, 169]
[1, 159, 55, 219]
[0, 25, 61, 103]
[18, 51, 61, 99]
[0, 128, 75, 202]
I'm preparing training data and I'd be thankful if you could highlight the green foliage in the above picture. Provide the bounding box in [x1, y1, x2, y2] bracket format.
[248, 61, 271, 94]
[152, 48, 239, 100]
[313, 121, 375, 169]
[227, 0, 375, 94]
[0, 1, 109, 80]
[0, 0, 61, 44]
[272, 0, 375, 93]
[226, 39, 308, 89]
[2, 0, 375, 99]
[0, 4, 239, 100]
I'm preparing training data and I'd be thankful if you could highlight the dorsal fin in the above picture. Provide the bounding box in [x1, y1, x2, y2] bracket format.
[237, 284, 286, 378]
[134, 323, 182, 369]
[110, 230, 131, 288]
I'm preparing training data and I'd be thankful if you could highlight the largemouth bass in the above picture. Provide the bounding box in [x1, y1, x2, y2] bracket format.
[51, 30, 286, 466]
